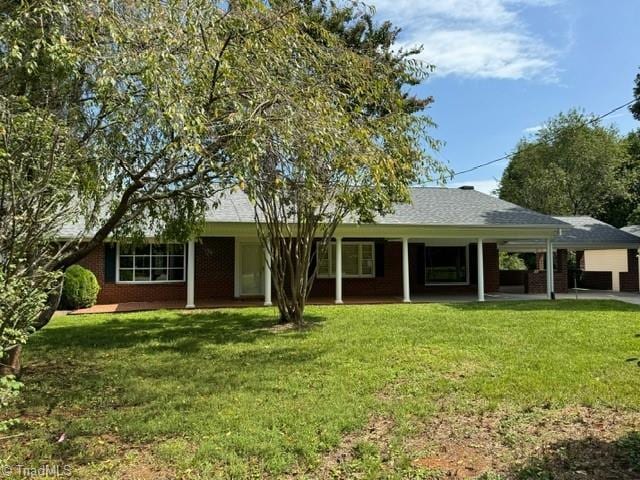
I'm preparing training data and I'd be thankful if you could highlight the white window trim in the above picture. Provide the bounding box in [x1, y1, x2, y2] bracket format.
[424, 244, 470, 286]
[116, 243, 186, 284]
[316, 241, 376, 279]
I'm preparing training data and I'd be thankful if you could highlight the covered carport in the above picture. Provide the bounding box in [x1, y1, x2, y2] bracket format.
[499, 216, 640, 294]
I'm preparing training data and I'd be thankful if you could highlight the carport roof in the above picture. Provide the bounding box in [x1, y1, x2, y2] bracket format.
[502, 216, 640, 250]
[622, 225, 640, 237]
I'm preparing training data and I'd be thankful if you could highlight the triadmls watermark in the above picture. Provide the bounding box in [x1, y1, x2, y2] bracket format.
[1, 464, 72, 477]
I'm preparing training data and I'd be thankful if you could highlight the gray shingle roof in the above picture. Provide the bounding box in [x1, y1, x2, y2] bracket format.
[552, 216, 640, 247]
[207, 187, 566, 227]
[622, 225, 640, 237]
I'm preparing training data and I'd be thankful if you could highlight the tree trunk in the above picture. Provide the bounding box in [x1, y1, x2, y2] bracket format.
[1, 345, 22, 377]
[1, 280, 63, 378]
[32, 279, 63, 331]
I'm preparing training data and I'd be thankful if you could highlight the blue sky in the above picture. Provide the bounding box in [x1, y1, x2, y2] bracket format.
[368, 0, 640, 194]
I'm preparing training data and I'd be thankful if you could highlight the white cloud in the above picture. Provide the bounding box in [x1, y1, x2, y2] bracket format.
[450, 179, 500, 196]
[368, 0, 561, 80]
[523, 124, 544, 134]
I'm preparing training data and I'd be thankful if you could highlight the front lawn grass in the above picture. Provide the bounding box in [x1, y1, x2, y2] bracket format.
[3, 300, 640, 478]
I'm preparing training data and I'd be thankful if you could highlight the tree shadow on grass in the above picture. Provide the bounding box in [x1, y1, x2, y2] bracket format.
[511, 431, 640, 479]
[30, 310, 326, 353]
[20, 310, 329, 417]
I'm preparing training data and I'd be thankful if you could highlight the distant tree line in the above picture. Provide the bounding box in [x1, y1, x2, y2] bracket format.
[499, 73, 640, 228]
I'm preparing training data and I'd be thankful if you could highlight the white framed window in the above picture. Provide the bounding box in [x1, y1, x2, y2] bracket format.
[425, 245, 469, 285]
[117, 243, 185, 283]
[317, 241, 375, 278]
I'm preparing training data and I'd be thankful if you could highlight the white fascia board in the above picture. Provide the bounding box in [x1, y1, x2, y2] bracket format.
[201, 222, 561, 240]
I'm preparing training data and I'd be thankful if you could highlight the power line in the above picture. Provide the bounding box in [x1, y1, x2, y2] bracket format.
[451, 97, 638, 178]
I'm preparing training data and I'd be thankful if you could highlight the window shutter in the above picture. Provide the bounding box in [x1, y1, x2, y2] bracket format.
[375, 242, 385, 277]
[105, 243, 117, 283]
[416, 245, 425, 284]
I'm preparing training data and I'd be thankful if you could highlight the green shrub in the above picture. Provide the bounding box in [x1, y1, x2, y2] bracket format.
[61, 265, 100, 309]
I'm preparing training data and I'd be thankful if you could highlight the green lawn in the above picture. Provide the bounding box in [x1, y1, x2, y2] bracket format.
[3, 301, 640, 479]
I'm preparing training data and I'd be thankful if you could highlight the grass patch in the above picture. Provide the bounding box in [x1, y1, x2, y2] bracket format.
[3, 300, 640, 478]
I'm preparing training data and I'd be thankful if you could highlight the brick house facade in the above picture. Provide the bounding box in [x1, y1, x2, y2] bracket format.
[66, 189, 640, 307]
[81, 238, 502, 305]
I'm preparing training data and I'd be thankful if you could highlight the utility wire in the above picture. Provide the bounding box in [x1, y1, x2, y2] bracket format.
[451, 97, 639, 178]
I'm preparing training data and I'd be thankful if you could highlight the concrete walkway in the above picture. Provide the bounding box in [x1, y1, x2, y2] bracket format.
[412, 290, 640, 306]
[556, 290, 640, 305]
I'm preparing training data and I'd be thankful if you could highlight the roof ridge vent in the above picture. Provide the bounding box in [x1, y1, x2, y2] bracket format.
[458, 185, 474, 190]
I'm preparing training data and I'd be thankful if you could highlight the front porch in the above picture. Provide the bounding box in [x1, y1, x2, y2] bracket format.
[66, 289, 640, 315]
[181, 233, 558, 308]
[81, 228, 562, 308]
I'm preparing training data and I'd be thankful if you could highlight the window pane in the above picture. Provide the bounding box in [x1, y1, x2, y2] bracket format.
[343, 244, 359, 276]
[152, 269, 168, 281]
[120, 245, 135, 255]
[425, 246, 467, 283]
[317, 244, 330, 276]
[152, 244, 167, 255]
[169, 256, 184, 268]
[135, 245, 150, 256]
[135, 256, 150, 268]
[167, 244, 184, 255]
[152, 256, 167, 268]
[134, 269, 150, 282]
[119, 256, 133, 268]
[361, 245, 374, 275]
[168, 268, 184, 281]
[119, 269, 133, 281]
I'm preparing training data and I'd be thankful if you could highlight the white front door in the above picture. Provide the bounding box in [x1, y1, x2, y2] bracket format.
[240, 243, 264, 296]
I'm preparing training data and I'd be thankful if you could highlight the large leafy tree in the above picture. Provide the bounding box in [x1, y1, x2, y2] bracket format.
[0, 1, 364, 371]
[632, 68, 640, 121]
[499, 110, 627, 221]
[601, 130, 640, 227]
[230, 1, 445, 325]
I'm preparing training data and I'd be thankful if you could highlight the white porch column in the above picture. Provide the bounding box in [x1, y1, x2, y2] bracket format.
[477, 239, 485, 302]
[546, 238, 554, 299]
[186, 239, 196, 309]
[402, 237, 411, 303]
[264, 245, 272, 306]
[335, 237, 343, 304]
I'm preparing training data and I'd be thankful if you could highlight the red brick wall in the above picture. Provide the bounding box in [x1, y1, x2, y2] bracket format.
[525, 271, 569, 294]
[78, 237, 236, 304]
[500, 270, 526, 286]
[410, 242, 499, 294]
[79, 238, 502, 304]
[310, 241, 403, 297]
[195, 237, 235, 300]
[78, 245, 186, 304]
[524, 249, 568, 294]
[555, 249, 568, 293]
[310, 241, 499, 298]
[620, 249, 639, 292]
[483, 243, 500, 293]
[578, 271, 613, 290]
